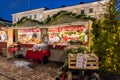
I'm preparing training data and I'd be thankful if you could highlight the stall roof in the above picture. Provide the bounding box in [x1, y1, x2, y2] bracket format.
[10, 21, 89, 29]
[0, 18, 12, 27]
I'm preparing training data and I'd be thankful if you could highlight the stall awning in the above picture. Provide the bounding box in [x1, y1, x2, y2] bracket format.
[9, 21, 89, 29]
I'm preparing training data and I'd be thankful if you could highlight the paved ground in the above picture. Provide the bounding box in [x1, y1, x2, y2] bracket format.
[0, 55, 63, 80]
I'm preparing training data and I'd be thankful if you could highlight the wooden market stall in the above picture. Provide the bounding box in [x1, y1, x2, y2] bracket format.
[6, 20, 92, 62]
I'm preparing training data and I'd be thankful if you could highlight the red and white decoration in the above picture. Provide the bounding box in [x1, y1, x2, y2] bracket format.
[48, 25, 86, 43]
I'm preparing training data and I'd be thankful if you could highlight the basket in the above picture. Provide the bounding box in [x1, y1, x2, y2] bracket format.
[68, 53, 99, 69]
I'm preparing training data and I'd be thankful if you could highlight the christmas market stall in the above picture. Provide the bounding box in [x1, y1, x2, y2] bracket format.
[47, 21, 90, 62]
[7, 27, 50, 63]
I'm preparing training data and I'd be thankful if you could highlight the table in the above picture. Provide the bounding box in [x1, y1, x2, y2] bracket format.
[25, 49, 50, 62]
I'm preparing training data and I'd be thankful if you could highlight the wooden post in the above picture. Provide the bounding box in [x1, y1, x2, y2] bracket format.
[7, 28, 14, 59]
[88, 20, 93, 50]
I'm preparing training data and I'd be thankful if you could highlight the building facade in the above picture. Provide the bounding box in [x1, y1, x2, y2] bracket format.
[12, 0, 108, 24]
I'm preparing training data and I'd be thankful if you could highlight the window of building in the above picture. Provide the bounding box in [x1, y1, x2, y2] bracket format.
[34, 15, 37, 19]
[14, 18, 16, 22]
[30, 15, 32, 19]
[80, 9, 84, 14]
[18, 18, 19, 21]
[89, 8, 93, 13]
[47, 15, 50, 18]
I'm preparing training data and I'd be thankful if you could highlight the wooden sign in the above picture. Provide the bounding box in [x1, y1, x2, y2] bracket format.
[76, 53, 87, 69]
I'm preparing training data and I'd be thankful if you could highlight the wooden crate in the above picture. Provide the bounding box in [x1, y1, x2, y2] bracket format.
[68, 54, 76, 69]
[68, 53, 99, 69]
[86, 54, 99, 69]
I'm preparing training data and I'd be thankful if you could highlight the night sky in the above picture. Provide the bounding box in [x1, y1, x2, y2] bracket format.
[0, 0, 96, 21]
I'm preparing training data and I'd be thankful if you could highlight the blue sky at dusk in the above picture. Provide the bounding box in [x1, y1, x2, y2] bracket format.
[0, 0, 96, 21]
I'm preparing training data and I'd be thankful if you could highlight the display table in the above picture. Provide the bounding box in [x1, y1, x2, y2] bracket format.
[25, 49, 50, 61]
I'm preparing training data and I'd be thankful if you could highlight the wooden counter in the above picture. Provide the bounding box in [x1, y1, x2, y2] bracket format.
[48, 45, 68, 62]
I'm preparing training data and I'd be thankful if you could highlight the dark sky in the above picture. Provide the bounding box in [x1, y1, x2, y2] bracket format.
[0, 0, 96, 21]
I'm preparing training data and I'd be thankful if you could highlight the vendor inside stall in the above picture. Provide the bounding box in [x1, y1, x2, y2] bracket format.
[32, 33, 41, 44]
[0, 30, 8, 42]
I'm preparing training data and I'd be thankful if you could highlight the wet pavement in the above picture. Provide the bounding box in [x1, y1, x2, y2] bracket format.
[0, 55, 63, 80]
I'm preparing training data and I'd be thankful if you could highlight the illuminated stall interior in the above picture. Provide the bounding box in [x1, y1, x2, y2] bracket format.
[48, 25, 88, 45]
[17, 28, 41, 44]
[11, 27, 41, 45]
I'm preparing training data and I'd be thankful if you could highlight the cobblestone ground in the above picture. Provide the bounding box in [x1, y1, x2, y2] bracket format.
[0, 55, 63, 80]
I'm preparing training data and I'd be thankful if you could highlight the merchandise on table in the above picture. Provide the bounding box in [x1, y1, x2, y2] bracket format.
[18, 28, 41, 44]
[33, 43, 48, 51]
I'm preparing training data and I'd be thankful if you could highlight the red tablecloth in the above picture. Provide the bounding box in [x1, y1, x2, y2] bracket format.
[20, 44, 34, 48]
[8, 47, 18, 53]
[25, 49, 50, 61]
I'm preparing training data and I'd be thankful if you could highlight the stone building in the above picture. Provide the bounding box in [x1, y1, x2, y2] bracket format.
[12, 0, 108, 24]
